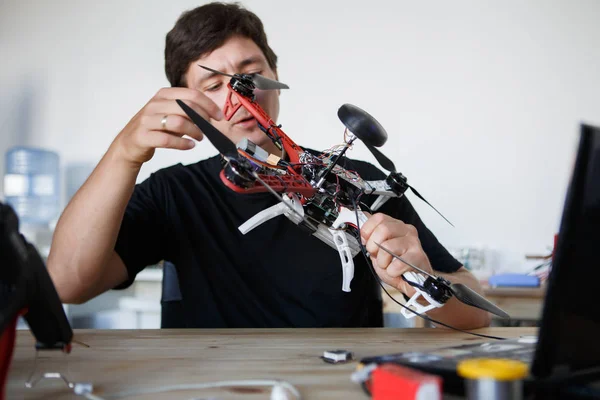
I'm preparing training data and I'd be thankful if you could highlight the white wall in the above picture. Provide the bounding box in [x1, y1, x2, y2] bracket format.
[1, 0, 599, 272]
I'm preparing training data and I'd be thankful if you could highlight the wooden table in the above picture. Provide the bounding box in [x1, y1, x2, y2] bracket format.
[7, 327, 535, 399]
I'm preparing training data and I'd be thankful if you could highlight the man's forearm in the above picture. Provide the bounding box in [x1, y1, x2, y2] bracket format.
[47, 145, 140, 303]
[425, 267, 492, 329]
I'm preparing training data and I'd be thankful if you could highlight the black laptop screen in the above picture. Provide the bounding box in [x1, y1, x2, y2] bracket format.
[531, 124, 600, 378]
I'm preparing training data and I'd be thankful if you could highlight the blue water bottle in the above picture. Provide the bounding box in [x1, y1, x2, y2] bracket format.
[3, 147, 60, 226]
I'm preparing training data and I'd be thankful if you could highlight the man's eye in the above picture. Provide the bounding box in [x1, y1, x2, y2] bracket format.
[206, 82, 222, 92]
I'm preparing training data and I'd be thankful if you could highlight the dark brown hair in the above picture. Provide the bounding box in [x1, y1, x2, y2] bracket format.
[165, 2, 278, 87]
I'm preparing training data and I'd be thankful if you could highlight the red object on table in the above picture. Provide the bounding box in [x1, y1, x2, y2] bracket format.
[0, 316, 18, 400]
[371, 363, 443, 400]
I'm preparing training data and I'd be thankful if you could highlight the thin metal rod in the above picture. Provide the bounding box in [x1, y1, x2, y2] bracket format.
[375, 242, 437, 279]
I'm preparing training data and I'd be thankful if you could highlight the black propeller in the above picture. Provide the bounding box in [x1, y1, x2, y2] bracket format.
[338, 103, 453, 227]
[448, 283, 510, 319]
[176, 99, 238, 158]
[376, 243, 510, 319]
[199, 65, 289, 90]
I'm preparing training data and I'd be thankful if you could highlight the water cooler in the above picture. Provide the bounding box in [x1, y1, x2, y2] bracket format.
[3, 146, 60, 257]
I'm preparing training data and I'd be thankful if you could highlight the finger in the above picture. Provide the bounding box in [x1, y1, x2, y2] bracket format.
[360, 213, 388, 242]
[386, 247, 428, 279]
[154, 88, 223, 120]
[361, 213, 414, 237]
[143, 130, 196, 151]
[144, 114, 204, 142]
[373, 259, 419, 298]
[147, 99, 216, 125]
[372, 260, 407, 292]
[375, 237, 410, 271]
[385, 253, 413, 278]
[364, 220, 409, 255]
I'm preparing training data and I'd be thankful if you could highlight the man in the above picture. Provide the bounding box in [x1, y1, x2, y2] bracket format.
[47, 2, 491, 329]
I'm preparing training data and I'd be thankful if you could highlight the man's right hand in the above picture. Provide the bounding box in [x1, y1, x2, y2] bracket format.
[48, 87, 223, 304]
[113, 87, 224, 168]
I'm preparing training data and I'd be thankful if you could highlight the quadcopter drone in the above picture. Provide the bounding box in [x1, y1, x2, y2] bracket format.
[176, 65, 509, 320]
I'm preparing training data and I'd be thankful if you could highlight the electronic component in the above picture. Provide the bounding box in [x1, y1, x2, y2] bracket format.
[237, 137, 269, 162]
[321, 349, 354, 364]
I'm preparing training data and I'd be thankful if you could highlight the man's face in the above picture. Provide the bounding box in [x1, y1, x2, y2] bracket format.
[185, 35, 281, 155]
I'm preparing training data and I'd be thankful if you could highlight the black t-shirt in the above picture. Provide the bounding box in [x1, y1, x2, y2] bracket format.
[114, 152, 461, 328]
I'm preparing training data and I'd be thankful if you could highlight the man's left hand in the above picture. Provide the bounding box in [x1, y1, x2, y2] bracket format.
[360, 213, 432, 297]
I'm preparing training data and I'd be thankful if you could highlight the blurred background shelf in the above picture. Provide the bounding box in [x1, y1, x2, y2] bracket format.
[382, 283, 547, 328]
[66, 265, 163, 329]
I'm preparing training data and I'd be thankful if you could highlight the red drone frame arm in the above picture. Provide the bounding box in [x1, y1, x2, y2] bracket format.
[223, 84, 304, 164]
[222, 90, 245, 122]
[219, 170, 316, 197]
[220, 83, 318, 200]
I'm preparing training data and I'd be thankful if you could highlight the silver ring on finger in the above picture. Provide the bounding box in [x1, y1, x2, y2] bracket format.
[161, 115, 169, 131]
